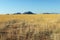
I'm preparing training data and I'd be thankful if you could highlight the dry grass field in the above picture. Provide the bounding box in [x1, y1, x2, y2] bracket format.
[0, 14, 60, 40]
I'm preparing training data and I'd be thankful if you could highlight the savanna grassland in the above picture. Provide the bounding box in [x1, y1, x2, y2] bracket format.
[0, 14, 60, 40]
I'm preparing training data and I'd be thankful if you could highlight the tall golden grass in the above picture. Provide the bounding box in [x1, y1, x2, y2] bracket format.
[0, 14, 60, 40]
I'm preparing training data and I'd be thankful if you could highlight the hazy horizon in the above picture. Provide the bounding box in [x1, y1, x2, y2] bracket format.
[0, 0, 60, 14]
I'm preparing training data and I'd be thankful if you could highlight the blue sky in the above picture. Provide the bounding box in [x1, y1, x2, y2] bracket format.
[0, 0, 60, 14]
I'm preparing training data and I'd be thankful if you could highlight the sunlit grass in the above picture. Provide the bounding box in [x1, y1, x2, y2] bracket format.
[0, 14, 60, 40]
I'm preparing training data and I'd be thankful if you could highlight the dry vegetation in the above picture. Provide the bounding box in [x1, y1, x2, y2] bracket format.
[0, 14, 60, 40]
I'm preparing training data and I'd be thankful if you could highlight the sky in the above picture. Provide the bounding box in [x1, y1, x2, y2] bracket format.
[0, 0, 60, 14]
